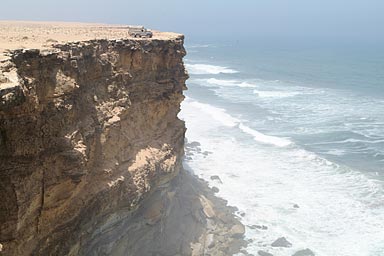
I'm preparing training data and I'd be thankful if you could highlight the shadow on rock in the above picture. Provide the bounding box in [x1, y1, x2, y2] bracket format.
[81, 169, 247, 256]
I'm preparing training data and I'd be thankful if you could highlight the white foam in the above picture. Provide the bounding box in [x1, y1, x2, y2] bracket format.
[184, 98, 292, 148]
[312, 138, 384, 145]
[185, 64, 238, 75]
[239, 123, 292, 147]
[205, 78, 257, 88]
[325, 149, 346, 156]
[187, 44, 212, 48]
[253, 89, 301, 98]
[180, 95, 384, 256]
[187, 99, 239, 127]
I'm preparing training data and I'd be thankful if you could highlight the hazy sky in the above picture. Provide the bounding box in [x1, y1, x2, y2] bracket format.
[1, 0, 384, 41]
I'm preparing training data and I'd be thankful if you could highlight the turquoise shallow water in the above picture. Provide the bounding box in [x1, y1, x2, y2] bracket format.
[180, 40, 384, 256]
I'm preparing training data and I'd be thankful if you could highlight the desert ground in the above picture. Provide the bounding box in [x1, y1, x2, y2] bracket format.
[0, 20, 179, 61]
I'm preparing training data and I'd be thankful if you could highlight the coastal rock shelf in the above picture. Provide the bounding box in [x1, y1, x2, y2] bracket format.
[0, 22, 245, 256]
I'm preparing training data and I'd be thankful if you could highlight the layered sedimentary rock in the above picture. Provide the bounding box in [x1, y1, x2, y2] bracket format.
[0, 22, 246, 256]
[0, 31, 188, 255]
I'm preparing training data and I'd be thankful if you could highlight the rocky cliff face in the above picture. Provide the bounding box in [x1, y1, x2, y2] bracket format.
[0, 36, 188, 255]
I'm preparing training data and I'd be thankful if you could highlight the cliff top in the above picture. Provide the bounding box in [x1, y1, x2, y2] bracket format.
[0, 20, 183, 61]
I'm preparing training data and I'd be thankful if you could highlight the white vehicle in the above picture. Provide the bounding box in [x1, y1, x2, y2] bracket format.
[128, 26, 153, 38]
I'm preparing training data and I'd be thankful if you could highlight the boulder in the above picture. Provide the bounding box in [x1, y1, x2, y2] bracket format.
[271, 237, 292, 247]
[205, 234, 215, 249]
[230, 224, 245, 238]
[249, 224, 268, 230]
[258, 250, 274, 256]
[210, 175, 223, 183]
[292, 248, 315, 256]
[188, 141, 201, 147]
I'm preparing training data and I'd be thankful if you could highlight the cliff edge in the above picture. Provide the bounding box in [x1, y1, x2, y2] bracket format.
[0, 22, 245, 256]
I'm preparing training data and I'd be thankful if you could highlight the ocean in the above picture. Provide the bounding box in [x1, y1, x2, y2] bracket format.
[179, 39, 384, 256]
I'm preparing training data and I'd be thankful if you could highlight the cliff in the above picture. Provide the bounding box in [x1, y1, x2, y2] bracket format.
[0, 22, 245, 256]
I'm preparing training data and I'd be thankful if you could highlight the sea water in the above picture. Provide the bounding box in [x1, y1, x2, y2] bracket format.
[179, 39, 384, 256]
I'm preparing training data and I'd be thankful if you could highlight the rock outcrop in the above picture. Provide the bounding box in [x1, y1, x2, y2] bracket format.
[0, 23, 246, 256]
[0, 31, 187, 255]
[292, 249, 315, 256]
[271, 237, 292, 248]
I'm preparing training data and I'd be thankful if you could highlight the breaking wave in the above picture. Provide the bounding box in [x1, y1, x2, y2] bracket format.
[205, 78, 257, 88]
[185, 64, 238, 75]
[186, 98, 292, 147]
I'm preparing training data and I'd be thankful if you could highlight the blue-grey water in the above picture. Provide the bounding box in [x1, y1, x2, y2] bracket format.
[179, 40, 384, 256]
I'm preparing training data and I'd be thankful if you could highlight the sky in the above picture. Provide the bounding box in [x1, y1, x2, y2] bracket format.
[1, 0, 384, 42]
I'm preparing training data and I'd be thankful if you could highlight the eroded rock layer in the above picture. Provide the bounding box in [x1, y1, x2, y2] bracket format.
[0, 36, 188, 255]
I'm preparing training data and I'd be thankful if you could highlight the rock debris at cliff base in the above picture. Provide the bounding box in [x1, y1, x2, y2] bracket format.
[83, 169, 247, 256]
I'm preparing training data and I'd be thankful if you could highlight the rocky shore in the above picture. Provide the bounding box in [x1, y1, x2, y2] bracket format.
[86, 168, 247, 256]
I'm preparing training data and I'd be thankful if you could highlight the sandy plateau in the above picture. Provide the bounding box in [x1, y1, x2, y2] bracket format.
[0, 21, 178, 61]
